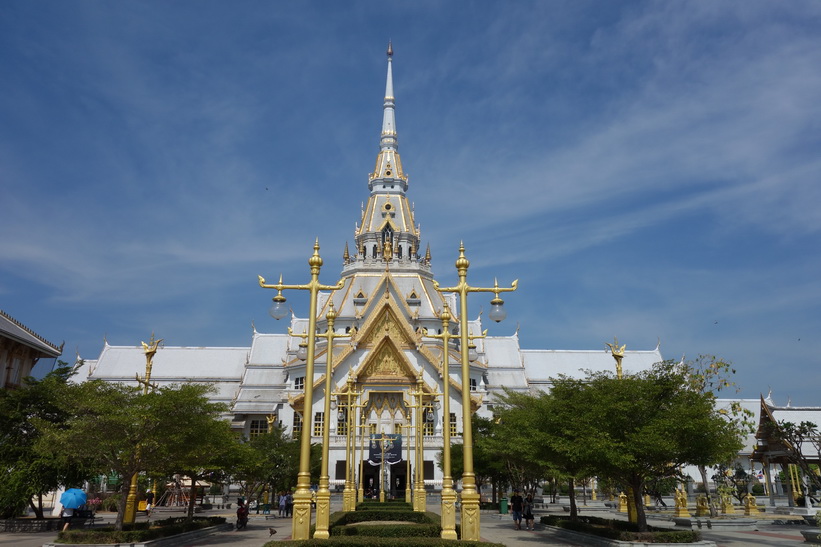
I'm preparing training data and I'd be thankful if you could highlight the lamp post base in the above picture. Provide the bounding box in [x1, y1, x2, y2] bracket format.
[314, 489, 331, 539]
[413, 486, 426, 512]
[440, 488, 458, 539]
[291, 494, 313, 540]
[460, 491, 481, 541]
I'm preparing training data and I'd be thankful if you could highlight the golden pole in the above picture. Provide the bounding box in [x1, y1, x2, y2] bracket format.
[426, 303, 457, 539]
[606, 337, 637, 523]
[358, 416, 366, 503]
[259, 240, 344, 540]
[403, 421, 412, 502]
[314, 301, 352, 538]
[332, 374, 362, 511]
[124, 334, 162, 524]
[434, 243, 517, 541]
[409, 373, 426, 511]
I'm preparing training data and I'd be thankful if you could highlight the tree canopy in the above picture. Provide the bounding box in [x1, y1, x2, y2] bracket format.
[497, 361, 744, 531]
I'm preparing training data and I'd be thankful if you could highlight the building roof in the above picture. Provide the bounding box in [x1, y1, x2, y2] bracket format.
[0, 309, 62, 358]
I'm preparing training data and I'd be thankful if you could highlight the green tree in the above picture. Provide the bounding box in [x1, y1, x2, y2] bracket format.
[438, 416, 507, 503]
[683, 355, 754, 516]
[497, 388, 595, 519]
[36, 381, 239, 529]
[572, 363, 742, 530]
[0, 362, 91, 518]
[232, 424, 301, 503]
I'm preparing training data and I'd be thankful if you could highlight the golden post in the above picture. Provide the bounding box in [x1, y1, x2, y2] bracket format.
[424, 303, 458, 538]
[434, 242, 517, 541]
[124, 334, 162, 524]
[313, 301, 352, 538]
[259, 240, 344, 540]
[332, 374, 362, 511]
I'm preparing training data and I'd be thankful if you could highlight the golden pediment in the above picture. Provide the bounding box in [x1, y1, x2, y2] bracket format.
[358, 340, 416, 384]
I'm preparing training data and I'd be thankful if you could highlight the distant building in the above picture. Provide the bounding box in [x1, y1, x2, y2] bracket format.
[0, 309, 62, 389]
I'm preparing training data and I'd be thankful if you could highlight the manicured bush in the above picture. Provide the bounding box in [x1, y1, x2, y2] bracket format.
[270, 538, 501, 547]
[56, 516, 226, 544]
[540, 514, 701, 543]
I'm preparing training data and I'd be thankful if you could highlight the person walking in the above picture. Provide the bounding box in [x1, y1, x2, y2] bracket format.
[523, 493, 535, 531]
[510, 489, 524, 530]
[278, 491, 287, 517]
[236, 499, 249, 530]
[60, 506, 74, 532]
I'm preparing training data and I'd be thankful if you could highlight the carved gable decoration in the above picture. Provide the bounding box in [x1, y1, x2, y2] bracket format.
[359, 307, 415, 349]
[358, 340, 416, 384]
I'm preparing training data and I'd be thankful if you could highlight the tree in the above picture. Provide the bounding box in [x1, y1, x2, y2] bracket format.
[683, 355, 755, 516]
[36, 381, 242, 529]
[513, 362, 744, 531]
[497, 388, 597, 520]
[0, 362, 91, 518]
[773, 420, 821, 494]
[438, 416, 507, 503]
[232, 424, 301, 503]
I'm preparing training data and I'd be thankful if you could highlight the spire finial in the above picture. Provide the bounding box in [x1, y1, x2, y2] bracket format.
[387, 41, 393, 58]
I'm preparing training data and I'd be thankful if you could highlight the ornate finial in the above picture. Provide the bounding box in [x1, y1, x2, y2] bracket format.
[425, 243, 431, 264]
[387, 41, 393, 58]
[343, 242, 350, 263]
[605, 337, 626, 379]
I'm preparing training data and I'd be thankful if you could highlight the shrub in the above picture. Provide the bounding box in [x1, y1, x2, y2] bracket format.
[540, 514, 701, 543]
[270, 539, 500, 547]
[56, 516, 225, 544]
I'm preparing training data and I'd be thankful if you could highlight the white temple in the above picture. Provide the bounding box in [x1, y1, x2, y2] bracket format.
[76, 46, 667, 494]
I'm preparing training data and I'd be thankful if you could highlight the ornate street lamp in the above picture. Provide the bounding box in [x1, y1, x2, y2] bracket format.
[124, 334, 162, 524]
[332, 374, 362, 511]
[259, 240, 344, 540]
[434, 242, 517, 541]
[425, 303, 458, 539]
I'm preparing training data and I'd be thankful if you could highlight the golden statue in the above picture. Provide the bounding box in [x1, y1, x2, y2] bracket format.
[695, 494, 710, 516]
[383, 238, 393, 261]
[743, 493, 758, 515]
[674, 488, 690, 517]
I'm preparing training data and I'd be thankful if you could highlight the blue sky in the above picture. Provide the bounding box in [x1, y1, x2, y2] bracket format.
[2, 2, 819, 405]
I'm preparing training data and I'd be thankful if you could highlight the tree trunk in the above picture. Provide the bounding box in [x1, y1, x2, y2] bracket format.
[631, 479, 648, 532]
[28, 494, 44, 519]
[698, 465, 718, 517]
[115, 479, 130, 530]
[567, 477, 578, 520]
[187, 478, 198, 520]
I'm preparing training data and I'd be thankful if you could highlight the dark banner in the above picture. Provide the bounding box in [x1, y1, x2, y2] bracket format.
[368, 433, 402, 466]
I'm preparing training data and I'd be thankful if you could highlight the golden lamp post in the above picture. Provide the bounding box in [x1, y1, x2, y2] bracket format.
[400, 418, 413, 502]
[332, 374, 362, 512]
[124, 334, 162, 524]
[434, 242, 517, 542]
[407, 372, 440, 512]
[310, 301, 353, 538]
[606, 337, 638, 522]
[357, 414, 368, 503]
[424, 302, 458, 539]
[259, 240, 344, 540]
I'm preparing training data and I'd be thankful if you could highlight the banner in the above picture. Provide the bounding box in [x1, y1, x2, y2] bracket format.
[368, 433, 402, 466]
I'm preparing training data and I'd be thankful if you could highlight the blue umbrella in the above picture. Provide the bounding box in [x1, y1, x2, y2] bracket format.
[60, 488, 87, 509]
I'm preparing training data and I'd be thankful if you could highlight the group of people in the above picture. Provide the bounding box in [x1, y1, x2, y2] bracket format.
[277, 491, 294, 517]
[509, 489, 536, 531]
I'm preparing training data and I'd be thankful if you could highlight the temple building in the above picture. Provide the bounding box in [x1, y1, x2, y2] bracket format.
[76, 47, 668, 493]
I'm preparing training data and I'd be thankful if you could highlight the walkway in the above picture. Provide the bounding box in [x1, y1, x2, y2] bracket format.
[3, 498, 810, 546]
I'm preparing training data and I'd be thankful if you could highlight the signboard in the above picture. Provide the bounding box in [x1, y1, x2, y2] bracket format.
[368, 433, 402, 466]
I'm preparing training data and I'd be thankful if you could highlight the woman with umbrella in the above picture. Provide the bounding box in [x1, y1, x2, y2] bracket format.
[60, 488, 86, 531]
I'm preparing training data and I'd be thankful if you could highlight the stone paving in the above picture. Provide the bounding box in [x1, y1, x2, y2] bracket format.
[2, 499, 812, 546]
